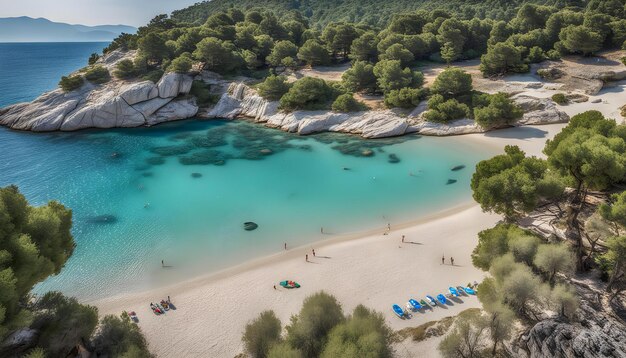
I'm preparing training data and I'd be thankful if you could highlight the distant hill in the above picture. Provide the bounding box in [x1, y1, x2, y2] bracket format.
[0, 17, 137, 42]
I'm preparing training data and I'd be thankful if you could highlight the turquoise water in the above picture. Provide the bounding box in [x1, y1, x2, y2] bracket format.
[0, 43, 490, 299]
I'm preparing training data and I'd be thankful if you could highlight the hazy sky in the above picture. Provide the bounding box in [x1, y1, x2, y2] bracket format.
[0, 0, 200, 26]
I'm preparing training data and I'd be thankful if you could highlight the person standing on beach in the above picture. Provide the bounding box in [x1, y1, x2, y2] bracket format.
[321, 227, 324, 234]
[306, 254, 308, 262]
[284, 243, 287, 250]
[312, 249, 316, 257]
[441, 255, 445, 264]
[161, 260, 164, 267]
[402, 235, 405, 243]
[451, 257, 454, 266]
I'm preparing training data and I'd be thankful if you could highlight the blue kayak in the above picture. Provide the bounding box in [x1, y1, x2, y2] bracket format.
[463, 287, 476, 295]
[426, 295, 436, 306]
[437, 294, 447, 304]
[408, 299, 422, 310]
[449, 287, 459, 297]
[392, 304, 404, 318]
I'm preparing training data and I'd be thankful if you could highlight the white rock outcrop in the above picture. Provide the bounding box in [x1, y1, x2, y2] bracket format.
[201, 82, 569, 138]
[0, 53, 198, 132]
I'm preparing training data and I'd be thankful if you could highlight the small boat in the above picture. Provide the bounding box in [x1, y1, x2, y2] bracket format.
[408, 299, 422, 310]
[437, 294, 447, 304]
[463, 286, 476, 295]
[449, 287, 459, 297]
[392, 304, 405, 318]
[426, 295, 437, 306]
[280, 280, 301, 289]
[451, 165, 466, 171]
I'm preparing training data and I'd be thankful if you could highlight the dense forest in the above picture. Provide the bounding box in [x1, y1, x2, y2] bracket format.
[170, 0, 585, 28]
[69, 0, 625, 124]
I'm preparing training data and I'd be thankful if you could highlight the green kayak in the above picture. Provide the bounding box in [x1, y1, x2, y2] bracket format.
[280, 280, 301, 288]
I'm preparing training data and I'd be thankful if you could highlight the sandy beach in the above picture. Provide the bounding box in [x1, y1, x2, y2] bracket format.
[89, 121, 586, 357]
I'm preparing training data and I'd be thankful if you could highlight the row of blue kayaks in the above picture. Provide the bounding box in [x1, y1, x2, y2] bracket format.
[393, 285, 476, 318]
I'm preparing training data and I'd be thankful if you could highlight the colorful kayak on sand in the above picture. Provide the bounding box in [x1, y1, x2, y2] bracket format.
[392, 304, 405, 318]
[426, 295, 437, 306]
[449, 287, 459, 297]
[408, 299, 422, 310]
[463, 286, 476, 295]
[279, 280, 300, 288]
[437, 294, 447, 304]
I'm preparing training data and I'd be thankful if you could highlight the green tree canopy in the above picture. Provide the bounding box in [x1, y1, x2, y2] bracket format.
[297, 40, 331, 66]
[430, 67, 473, 98]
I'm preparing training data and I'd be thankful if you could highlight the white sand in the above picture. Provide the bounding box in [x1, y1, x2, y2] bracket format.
[89, 123, 572, 357]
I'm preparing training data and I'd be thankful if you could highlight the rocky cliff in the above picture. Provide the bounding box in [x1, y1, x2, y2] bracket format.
[0, 50, 198, 131]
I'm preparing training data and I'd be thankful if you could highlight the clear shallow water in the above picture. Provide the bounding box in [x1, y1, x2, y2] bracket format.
[0, 43, 491, 299]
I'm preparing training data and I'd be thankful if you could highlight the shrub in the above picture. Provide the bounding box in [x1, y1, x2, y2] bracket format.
[58, 75, 84, 92]
[480, 42, 528, 76]
[473, 93, 523, 129]
[552, 93, 568, 105]
[341, 61, 377, 93]
[424, 94, 470, 123]
[168, 55, 193, 73]
[622, 57, 626, 66]
[142, 69, 164, 83]
[84, 66, 111, 84]
[114, 59, 137, 79]
[91, 314, 151, 357]
[384, 87, 428, 108]
[279, 77, 339, 111]
[257, 75, 291, 101]
[242, 310, 282, 358]
[332, 94, 367, 112]
[373, 59, 423, 93]
[286, 291, 345, 357]
[431, 67, 473, 98]
[190, 80, 219, 107]
[88, 53, 100, 65]
[526, 46, 546, 63]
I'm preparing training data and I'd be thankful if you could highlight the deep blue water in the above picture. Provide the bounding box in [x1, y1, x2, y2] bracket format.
[0, 43, 491, 299]
[0, 42, 107, 106]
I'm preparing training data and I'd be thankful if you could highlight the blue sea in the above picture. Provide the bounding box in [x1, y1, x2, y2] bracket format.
[0, 43, 491, 299]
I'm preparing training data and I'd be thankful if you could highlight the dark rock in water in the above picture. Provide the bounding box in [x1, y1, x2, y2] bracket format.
[260, 148, 273, 155]
[388, 154, 400, 163]
[146, 157, 166, 166]
[343, 167, 350, 171]
[141, 172, 154, 177]
[179, 150, 230, 166]
[446, 179, 458, 185]
[189, 135, 227, 148]
[87, 215, 117, 224]
[243, 222, 258, 231]
[298, 144, 312, 151]
[451, 165, 466, 171]
[191, 173, 202, 178]
[110, 152, 122, 159]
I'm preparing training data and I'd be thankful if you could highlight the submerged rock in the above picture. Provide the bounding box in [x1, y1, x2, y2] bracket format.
[446, 179, 457, 185]
[86, 214, 117, 224]
[243, 222, 258, 231]
[191, 172, 202, 178]
[388, 154, 400, 163]
[451, 165, 466, 171]
[141, 172, 153, 177]
[361, 149, 374, 157]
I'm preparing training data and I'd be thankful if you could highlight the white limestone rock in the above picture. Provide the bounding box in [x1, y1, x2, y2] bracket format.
[513, 94, 570, 125]
[119, 81, 159, 105]
[157, 73, 193, 99]
[147, 98, 199, 125]
[61, 96, 145, 130]
[409, 119, 484, 136]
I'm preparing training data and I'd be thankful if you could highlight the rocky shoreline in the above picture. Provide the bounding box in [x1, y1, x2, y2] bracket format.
[0, 49, 573, 138]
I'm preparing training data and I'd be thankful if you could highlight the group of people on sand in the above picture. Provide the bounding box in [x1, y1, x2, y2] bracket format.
[441, 255, 454, 266]
[149, 296, 173, 315]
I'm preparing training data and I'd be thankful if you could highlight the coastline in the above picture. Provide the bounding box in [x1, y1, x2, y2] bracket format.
[93, 202, 498, 357]
[89, 123, 561, 357]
